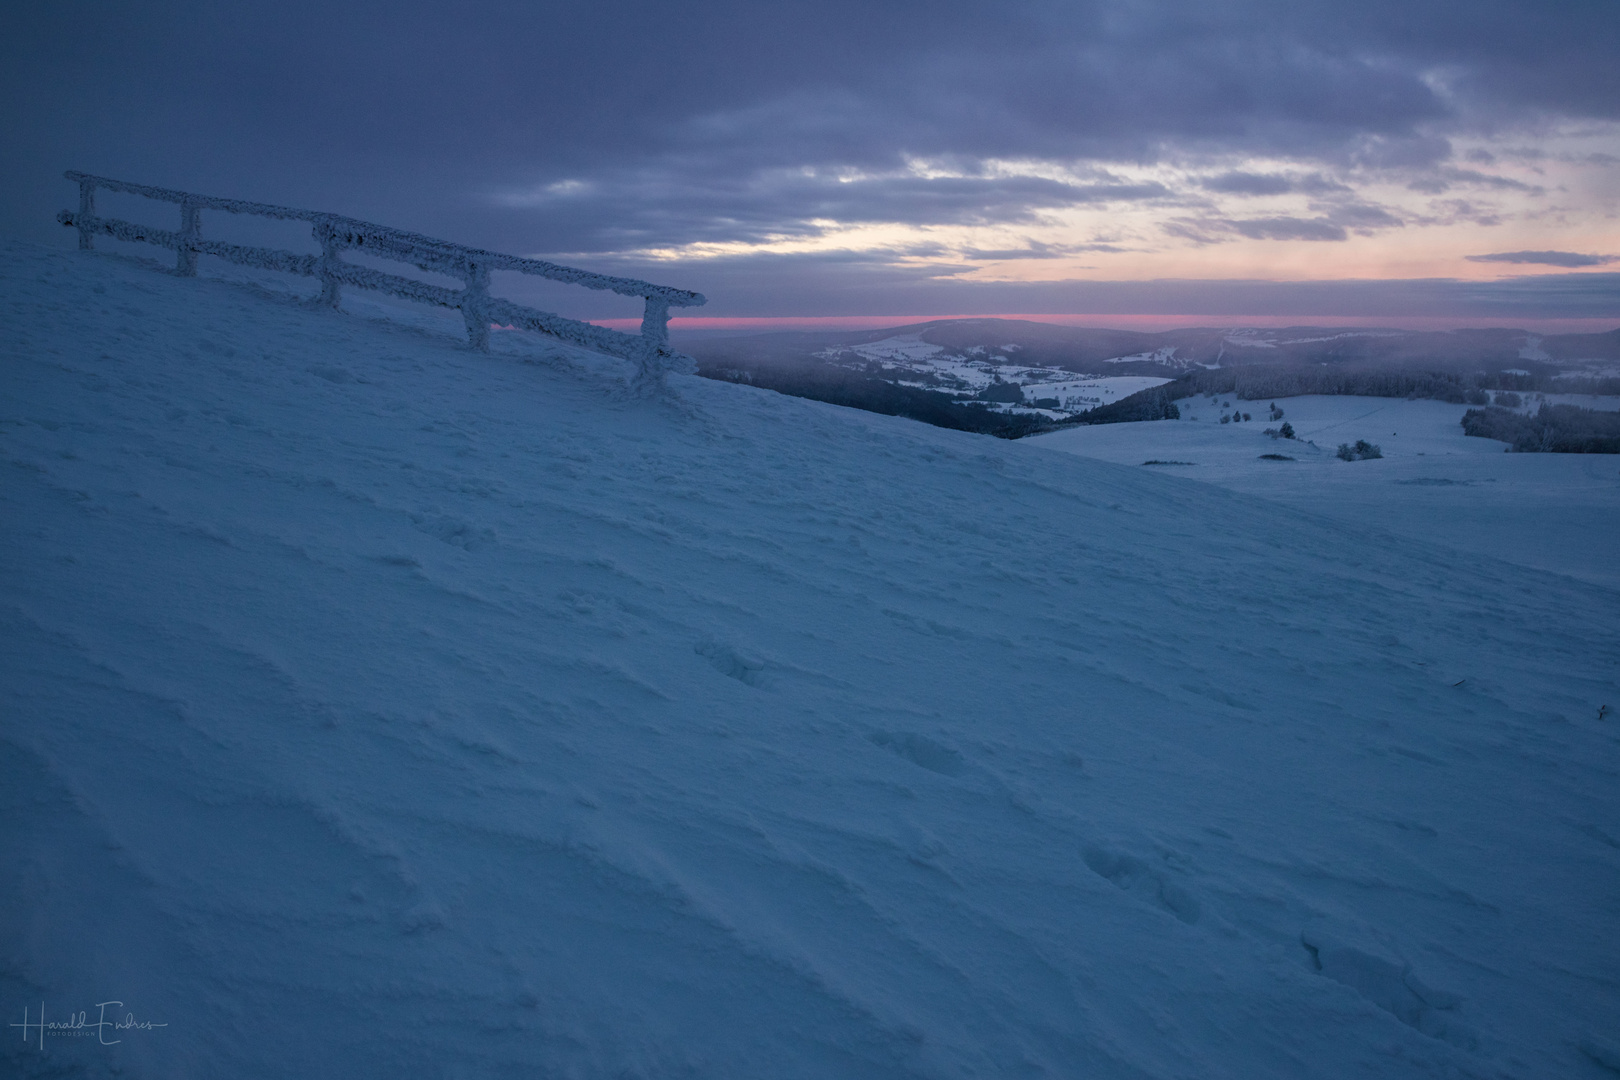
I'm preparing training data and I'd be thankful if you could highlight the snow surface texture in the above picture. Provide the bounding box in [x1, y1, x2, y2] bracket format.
[56, 171, 705, 391]
[3, 238, 1620, 1078]
[1035, 394, 1620, 589]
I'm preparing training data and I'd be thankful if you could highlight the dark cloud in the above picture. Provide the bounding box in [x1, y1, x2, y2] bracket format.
[1162, 199, 1402, 245]
[488, 171, 1173, 254]
[1406, 167, 1543, 195]
[958, 243, 1128, 261]
[1467, 250, 1619, 268]
[1422, 199, 1505, 228]
[1204, 173, 1295, 196]
[1228, 217, 1349, 242]
[1324, 202, 1405, 231]
[1460, 272, 1620, 313]
[1, 0, 1614, 315]
[619, 249, 1620, 319]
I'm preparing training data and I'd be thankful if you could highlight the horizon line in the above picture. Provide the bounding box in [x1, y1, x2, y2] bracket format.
[609, 313, 1620, 335]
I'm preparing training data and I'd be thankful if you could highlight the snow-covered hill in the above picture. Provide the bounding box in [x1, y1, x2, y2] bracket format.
[812, 332, 1171, 418]
[688, 317, 1620, 387]
[4, 240, 1618, 1079]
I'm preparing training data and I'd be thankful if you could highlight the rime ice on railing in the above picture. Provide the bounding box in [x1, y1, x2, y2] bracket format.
[58, 171, 706, 388]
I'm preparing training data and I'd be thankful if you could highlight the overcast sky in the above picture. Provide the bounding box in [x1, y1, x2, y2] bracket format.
[4, 0, 1617, 326]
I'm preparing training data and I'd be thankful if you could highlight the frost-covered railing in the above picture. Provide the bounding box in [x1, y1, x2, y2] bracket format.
[58, 171, 706, 386]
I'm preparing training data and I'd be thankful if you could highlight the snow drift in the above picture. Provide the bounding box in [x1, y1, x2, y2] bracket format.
[2, 239, 1618, 1078]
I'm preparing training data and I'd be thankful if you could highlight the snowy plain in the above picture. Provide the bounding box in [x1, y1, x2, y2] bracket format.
[1034, 394, 1620, 588]
[3, 239, 1619, 1078]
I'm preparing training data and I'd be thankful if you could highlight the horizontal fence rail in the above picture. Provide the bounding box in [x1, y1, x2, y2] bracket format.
[58, 171, 705, 385]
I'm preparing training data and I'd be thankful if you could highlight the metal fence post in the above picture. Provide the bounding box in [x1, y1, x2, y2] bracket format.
[177, 200, 200, 276]
[462, 262, 491, 351]
[76, 178, 97, 250]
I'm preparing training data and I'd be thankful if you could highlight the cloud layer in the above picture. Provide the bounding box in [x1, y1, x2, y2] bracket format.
[1467, 251, 1619, 268]
[2, 0, 1617, 319]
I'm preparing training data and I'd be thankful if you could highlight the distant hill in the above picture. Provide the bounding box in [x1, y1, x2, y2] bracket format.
[687, 318, 1620, 433]
[688, 318, 1620, 377]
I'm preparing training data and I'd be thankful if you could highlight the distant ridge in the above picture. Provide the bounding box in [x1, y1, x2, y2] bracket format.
[689, 317, 1620, 434]
[688, 317, 1620, 376]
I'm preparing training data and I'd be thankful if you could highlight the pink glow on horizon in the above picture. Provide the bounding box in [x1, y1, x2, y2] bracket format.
[590, 314, 1620, 334]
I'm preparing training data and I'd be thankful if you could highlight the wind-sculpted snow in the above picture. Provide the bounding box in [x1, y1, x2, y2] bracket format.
[3, 239, 1619, 1078]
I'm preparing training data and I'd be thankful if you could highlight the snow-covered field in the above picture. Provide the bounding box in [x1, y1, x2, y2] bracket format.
[1102, 347, 1182, 367]
[1036, 394, 1620, 588]
[817, 333, 1169, 416]
[4, 239, 1619, 1078]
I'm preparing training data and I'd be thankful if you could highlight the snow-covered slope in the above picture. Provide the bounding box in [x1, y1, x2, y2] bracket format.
[3, 240, 1618, 1079]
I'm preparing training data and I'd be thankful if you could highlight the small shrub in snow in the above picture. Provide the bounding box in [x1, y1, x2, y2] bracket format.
[1269, 402, 1285, 420]
[1337, 440, 1384, 461]
[1280, 421, 1295, 439]
[1220, 413, 1231, 424]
